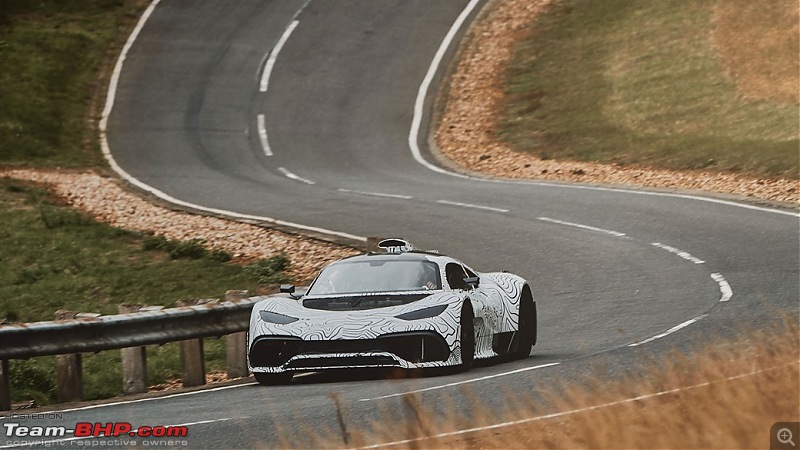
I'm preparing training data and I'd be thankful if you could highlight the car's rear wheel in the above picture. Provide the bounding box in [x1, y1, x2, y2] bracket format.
[254, 371, 293, 386]
[459, 302, 475, 371]
[512, 286, 537, 359]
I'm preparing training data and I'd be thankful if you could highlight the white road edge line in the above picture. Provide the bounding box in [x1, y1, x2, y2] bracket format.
[408, 0, 477, 179]
[651, 242, 705, 264]
[278, 167, 316, 185]
[259, 20, 299, 92]
[0, 384, 252, 416]
[338, 188, 413, 200]
[359, 363, 795, 449]
[0, 418, 240, 449]
[256, 114, 273, 156]
[437, 200, 509, 213]
[408, 0, 799, 219]
[97, 1, 364, 243]
[99, 0, 161, 132]
[711, 273, 733, 302]
[628, 314, 707, 347]
[538, 217, 626, 237]
[528, 182, 800, 218]
[359, 362, 560, 402]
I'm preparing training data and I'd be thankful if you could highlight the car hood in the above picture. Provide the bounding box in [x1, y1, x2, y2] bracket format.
[254, 291, 463, 316]
[249, 291, 465, 341]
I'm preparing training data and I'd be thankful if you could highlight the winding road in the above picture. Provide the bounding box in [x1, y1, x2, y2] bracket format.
[3, 0, 798, 447]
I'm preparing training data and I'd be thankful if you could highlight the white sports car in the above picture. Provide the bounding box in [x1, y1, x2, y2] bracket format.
[247, 239, 537, 385]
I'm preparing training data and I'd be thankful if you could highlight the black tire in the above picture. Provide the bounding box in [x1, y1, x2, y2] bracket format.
[254, 371, 293, 386]
[512, 286, 537, 359]
[459, 302, 475, 371]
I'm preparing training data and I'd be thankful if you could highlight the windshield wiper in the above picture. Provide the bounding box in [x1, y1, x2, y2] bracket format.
[348, 293, 428, 310]
[349, 296, 367, 309]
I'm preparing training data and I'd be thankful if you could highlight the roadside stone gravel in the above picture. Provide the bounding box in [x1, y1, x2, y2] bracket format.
[434, 0, 798, 206]
[1, 169, 359, 283]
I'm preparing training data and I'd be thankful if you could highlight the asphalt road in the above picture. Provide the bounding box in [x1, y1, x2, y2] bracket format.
[2, 0, 798, 448]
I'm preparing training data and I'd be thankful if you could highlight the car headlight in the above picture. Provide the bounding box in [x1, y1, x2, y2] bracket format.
[395, 304, 448, 321]
[259, 310, 299, 324]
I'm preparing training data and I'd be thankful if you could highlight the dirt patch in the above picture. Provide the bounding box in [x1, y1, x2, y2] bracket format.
[712, 0, 799, 104]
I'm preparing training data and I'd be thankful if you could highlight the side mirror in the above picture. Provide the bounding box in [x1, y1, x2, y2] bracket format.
[280, 285, 295, 294]
[463, 277, 480, 289]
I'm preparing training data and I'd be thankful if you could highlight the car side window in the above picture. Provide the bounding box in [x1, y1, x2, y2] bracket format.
[445, 263, 467, 290]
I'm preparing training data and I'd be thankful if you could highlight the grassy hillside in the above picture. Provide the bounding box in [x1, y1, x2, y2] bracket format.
[498, 0, 799, 178]
[0, 0, 148, 168]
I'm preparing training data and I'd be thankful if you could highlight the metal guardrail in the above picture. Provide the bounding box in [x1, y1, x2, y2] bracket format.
[0, 293, 278, 411]
[0, 298, 259, 360]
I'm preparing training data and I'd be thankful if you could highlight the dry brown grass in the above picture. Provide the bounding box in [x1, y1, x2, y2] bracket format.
[713, 0, 799, 104]
[344, 322, 799, 448]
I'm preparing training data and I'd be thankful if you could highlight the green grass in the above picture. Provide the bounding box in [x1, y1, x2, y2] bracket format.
[0, 180, 286, 323]
[0, 0, 148, 168]
[0, 178, 290, 404]
[499, 0, 799, 178]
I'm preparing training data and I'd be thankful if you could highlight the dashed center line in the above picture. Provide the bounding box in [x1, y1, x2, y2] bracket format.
[256, 114, 272, 156]
[278, 167, 315, 185]
[538, 217, 626, 237]
[338, 188, 413, 199]
[651, 242, 705, 264]
[436, 200, 509, 213]
[710, 273, 733, 302]
[260, 20, 299, 92]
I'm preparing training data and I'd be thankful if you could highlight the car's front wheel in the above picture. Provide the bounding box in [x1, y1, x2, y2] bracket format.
[512, 286, 537, 359]
[253, 371, 293, 386]
[459, 302, 475, 371]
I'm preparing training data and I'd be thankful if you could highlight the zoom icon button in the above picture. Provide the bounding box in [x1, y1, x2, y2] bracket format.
[772, 423, 800, 449]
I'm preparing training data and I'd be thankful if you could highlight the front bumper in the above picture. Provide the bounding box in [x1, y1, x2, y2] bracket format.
[249, 331, 454, 373]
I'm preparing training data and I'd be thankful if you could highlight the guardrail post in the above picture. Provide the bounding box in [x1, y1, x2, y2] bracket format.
[225, 290, 250, 378]
[177, 300, 214, 387]
[119, 305, 148, 394]
[179, 339, 205, 387]
[54, 310, 83, 403]
[0, 360, 10, 411]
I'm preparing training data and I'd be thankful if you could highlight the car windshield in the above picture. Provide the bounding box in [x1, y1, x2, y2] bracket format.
[306, 259, 441, 296]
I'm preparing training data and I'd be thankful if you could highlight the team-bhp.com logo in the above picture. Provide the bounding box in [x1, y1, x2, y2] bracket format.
[4, 422, 188, 438]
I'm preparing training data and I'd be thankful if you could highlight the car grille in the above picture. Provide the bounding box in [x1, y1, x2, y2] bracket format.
[249, 332, 450, 368]
[286, 356, 399, 370]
